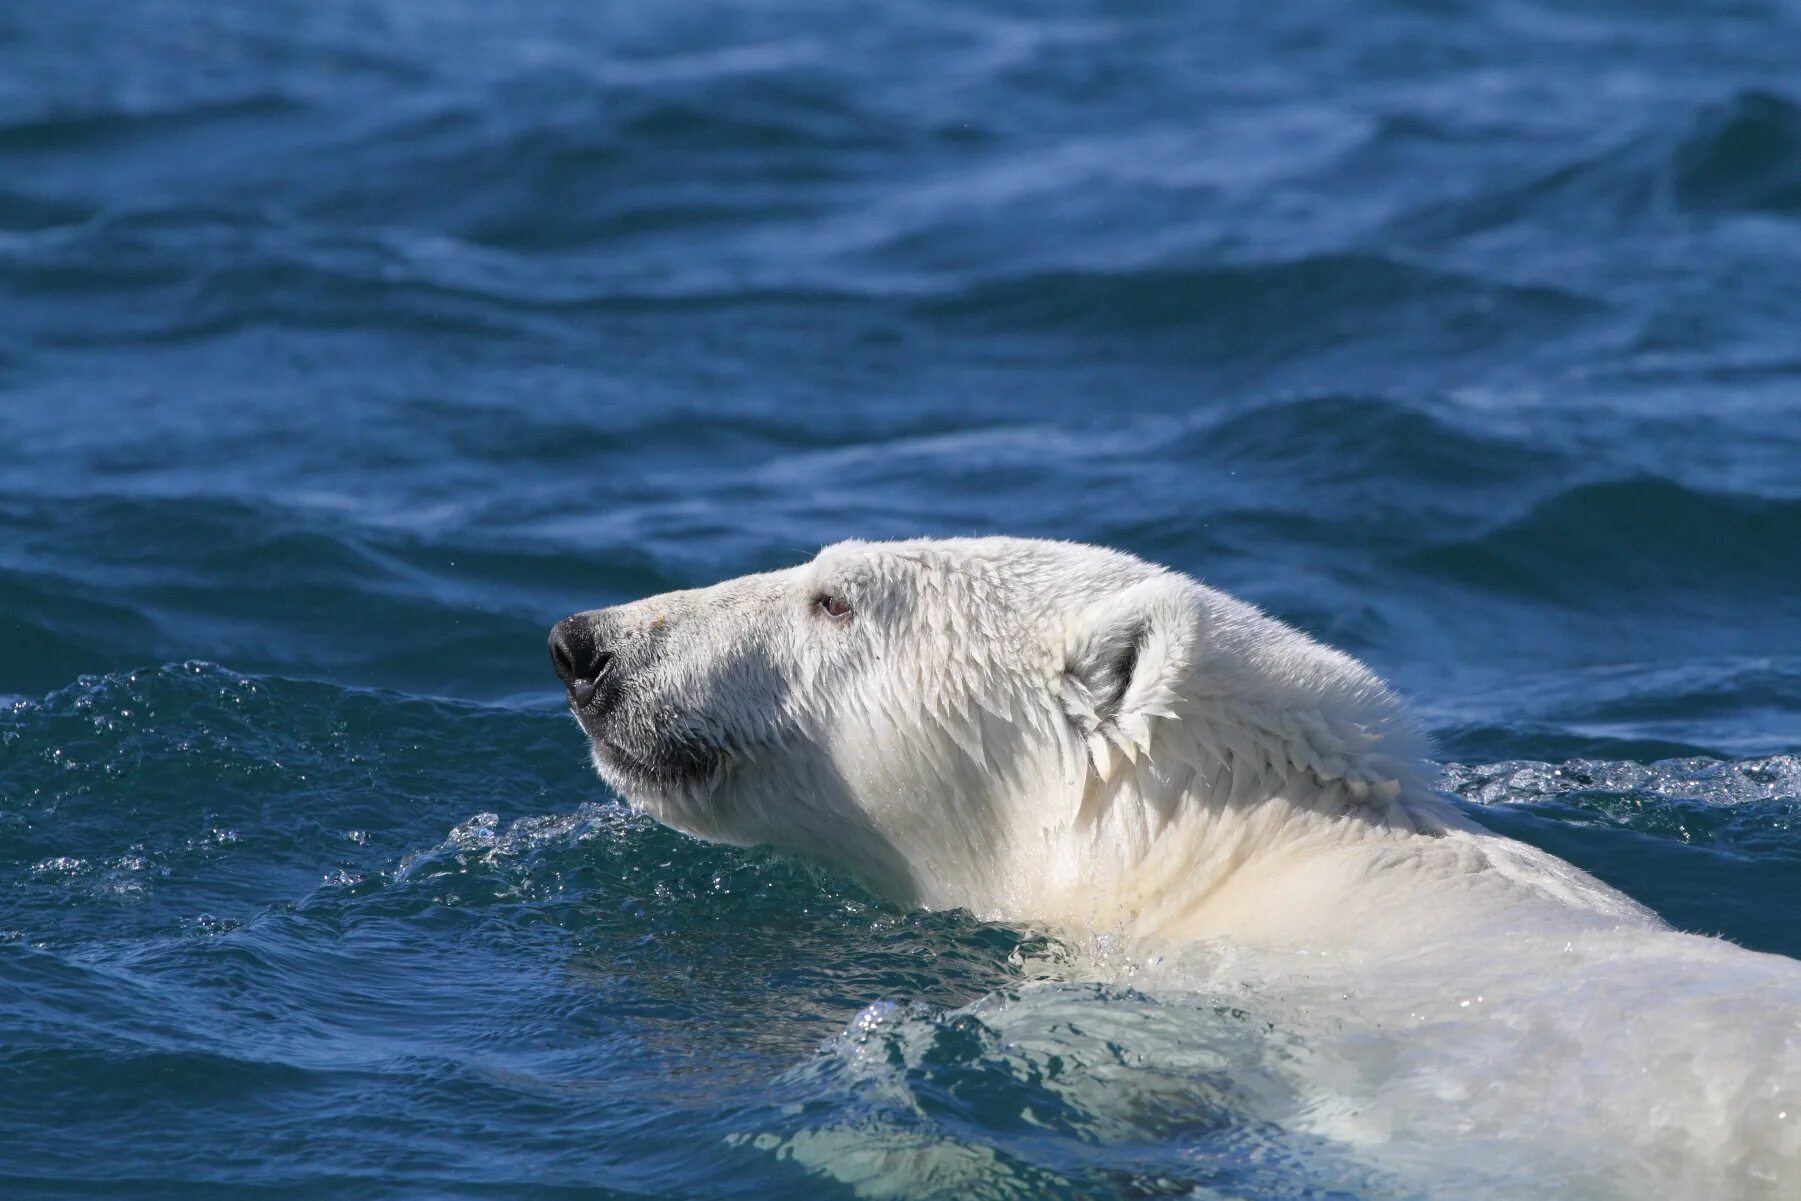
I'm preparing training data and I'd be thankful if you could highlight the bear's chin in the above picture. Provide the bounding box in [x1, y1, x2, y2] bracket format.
[566, 695, 725, 787]
[588, 748, 739, 846]
[586, 734, 722, 805]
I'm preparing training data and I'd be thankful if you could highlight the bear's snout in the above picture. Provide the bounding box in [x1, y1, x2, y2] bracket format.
[549, 614, 615, 710]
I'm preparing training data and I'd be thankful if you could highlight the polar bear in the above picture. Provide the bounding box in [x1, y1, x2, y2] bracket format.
[548, 535, 1653, 950]
[549, 536, 1800, 1193]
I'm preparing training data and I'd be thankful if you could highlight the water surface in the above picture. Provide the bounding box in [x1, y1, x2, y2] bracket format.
[3, 1, 1800, 1197]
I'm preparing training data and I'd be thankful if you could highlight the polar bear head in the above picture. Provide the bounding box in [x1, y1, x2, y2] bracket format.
[549, 537, 1431, 924]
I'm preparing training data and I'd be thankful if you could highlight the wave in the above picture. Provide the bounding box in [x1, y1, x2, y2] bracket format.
[1447, 752, 1801, 815]
[1402, 477, 1801, 601]
[0, 564, 161, 698]
[1399, 88, 1801, 240]
[917, 251, 1595, 338]
[0, 210, 549, 346]
[0, 51, 892, 251]
[0, 187, 93, 234]
[0, 487, 689, 698]
[1673, 89, 1801, 215]
[1446, 754, 1801, 955]
[0, 200, 904, 350]
[0, 201, 1607, 356]
[764, 984, 1387, 1200]
[1175, 393, 1554, 487]
[0, 94, 308, 157]
[288, 61, 903, 252]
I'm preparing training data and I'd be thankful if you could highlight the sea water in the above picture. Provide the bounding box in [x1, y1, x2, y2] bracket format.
[3, 1, 1800, 1196]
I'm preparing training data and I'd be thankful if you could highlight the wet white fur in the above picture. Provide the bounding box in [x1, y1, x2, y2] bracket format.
[593, 536, 1653, 947]
[581, 538, 1801, 1196]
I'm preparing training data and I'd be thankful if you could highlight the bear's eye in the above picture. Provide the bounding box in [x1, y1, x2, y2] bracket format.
[813, 592, 853, 622]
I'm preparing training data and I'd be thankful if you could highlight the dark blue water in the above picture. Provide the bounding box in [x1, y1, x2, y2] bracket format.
[4, 1, 1800, 1197]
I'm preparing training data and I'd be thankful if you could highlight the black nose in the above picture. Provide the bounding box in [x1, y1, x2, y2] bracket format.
[549, 616, 613, 708]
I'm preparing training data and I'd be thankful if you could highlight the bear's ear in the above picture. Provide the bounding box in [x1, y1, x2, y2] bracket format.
[1059, 573, 1198, 764]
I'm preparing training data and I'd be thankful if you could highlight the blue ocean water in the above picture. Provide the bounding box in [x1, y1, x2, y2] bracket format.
[3, 1, 1800, 1196]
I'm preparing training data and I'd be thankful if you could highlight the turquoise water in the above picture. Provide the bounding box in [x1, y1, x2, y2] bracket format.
[3, 1, 1800, 1196]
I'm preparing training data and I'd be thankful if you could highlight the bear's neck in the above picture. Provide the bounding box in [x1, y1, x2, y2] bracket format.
[998, 692, 1463, 941]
